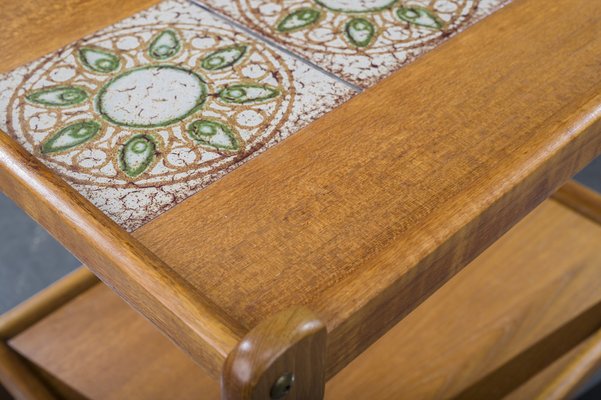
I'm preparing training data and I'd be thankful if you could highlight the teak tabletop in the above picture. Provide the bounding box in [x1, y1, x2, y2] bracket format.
[1, 0, 601, 397]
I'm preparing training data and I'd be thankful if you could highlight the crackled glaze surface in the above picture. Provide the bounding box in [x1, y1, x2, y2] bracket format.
[0, 0, 354, 231]
[202, 0, 510, 88]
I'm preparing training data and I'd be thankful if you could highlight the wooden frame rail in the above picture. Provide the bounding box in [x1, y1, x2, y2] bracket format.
[0, 132, 242, 376]
[0, 268, 98, 340]
[0, 267, 98, 400]
[0, 342, 55, 400]
[538, 327, 601, 400]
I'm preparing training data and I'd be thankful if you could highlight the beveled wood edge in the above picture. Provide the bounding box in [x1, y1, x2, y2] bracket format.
[536, 327, 601, 400]
[0, 132, 243, 378]
[222, 307, 326, 400]
[320, 90, 601, 378]
[454, 298, 601, 399]
[0, 341, 56, 400]
[0, 267, 98, 340]
[552, 180, 601, 225]
[452, 182, 601, 398]
[0, 266, 95, 399]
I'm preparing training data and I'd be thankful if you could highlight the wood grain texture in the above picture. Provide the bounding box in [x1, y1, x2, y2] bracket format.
[0, 132, 242, 378]
[0, 0, 160, 73]
[10, 284, 219, 400]
[32, 368, 87, 400]
[326, 199, 601, 399]
[133, 0, 601, 377]
[0, 342, 56, 400]
[9, 194, 601, 399]
[222, 307, 326, 400]
[3, 0, 601, 381]
[505, 338, 590, 400]
[553, 180, 601, 225]
[0, 267, 97, 340]
[455, 300, 601, 399]
[536, 327, 601, 400]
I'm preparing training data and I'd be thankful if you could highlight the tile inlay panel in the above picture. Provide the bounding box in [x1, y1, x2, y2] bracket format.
[0, 0, 354, 230]
[201, 0, 511, 88]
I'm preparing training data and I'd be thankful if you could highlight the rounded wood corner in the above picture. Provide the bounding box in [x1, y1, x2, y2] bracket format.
[222, 307, 327, 400]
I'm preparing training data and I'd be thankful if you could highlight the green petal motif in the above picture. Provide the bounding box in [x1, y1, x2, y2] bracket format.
[397, 7, 444, 29]
[345, 18, 376, 47]
[276, 8, 320, 32]
[201, 45, 248, 71]
[148, 30, 181, 60]
[188, 120, 239, 151]
[79, 47, 120, 73]
[41, 121, 100, 154]
[118, 134, 157, 178]
[219, 84, 279, 104]
[26, 86, 88, 107]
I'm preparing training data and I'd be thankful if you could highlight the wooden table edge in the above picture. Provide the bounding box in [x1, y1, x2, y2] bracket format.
[319, 88, 601, 377]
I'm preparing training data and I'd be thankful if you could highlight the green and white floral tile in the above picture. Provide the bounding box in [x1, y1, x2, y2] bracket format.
[0, 0, 354, 231]
[200, 0, 511, 88]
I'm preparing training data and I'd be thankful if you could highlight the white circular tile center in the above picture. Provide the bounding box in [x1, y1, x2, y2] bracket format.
[315, 0, 396, 13]
[97, 66, 206, 128]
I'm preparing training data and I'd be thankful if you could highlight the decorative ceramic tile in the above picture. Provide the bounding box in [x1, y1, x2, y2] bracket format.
[200, 0, 510, 88]
[0, 0, 354, 231]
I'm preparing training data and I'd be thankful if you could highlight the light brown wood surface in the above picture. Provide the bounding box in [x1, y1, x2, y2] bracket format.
[133, 0, 601, 376]
[536, 327, 601, 400]
[0, 0, 160, 74]
[2, 0, 601, 380]
[0, 342, 55, 400]
[9, 195, 601, 399]
[326, 199, 601, 399]
[553, 180, 601, 225]
[0, 268, 97, 340]
[453, 299, 601, 399]
[222, 307, 326, 400]
[507, 334, 596, 400]
[10, 283, 220, 400]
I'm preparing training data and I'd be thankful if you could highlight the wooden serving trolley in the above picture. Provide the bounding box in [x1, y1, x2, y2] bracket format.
[1, 0, 601, 399]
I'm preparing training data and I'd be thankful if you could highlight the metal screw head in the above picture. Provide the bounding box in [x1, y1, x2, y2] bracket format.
[270, 372, 295, 399]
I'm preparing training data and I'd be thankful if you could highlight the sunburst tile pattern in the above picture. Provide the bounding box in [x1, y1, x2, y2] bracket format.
[201, 0, 510, 88]
[0, 0, 354, 231]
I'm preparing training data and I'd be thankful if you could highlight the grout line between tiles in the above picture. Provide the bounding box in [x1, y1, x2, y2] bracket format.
[188, 0, 363, 93]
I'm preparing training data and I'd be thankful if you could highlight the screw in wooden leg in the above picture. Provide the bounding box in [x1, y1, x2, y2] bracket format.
[221, 307, 326, 400]
[270, 372, 295, 399]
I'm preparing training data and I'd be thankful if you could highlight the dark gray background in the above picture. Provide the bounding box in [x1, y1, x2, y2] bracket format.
[0, 156, 600, 398]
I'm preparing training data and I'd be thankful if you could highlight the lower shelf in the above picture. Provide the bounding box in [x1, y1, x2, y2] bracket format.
[329, 197, 601, 399]
[4, 188, 601, 399]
